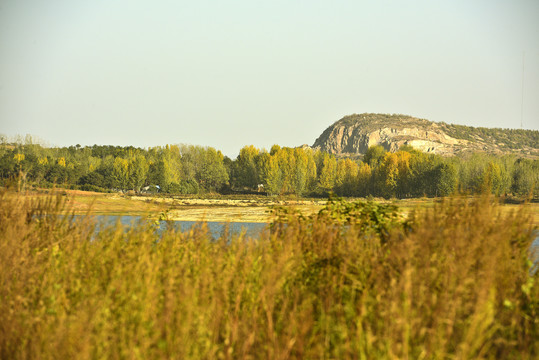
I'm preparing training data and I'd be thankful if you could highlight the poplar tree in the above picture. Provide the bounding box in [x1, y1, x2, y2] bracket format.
[292, 148, 315, 196]
[319, 154, 337, 192]
[265, 153, 284, 195]
[129, 154, 149, 192]
[356, 161, 372, 197]
[236, 145, 260, 189]
[378, 153, 399, 198]
[112, 157, 130, 190]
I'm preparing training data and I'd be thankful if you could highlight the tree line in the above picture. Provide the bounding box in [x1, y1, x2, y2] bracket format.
[1, 136, 537, 198]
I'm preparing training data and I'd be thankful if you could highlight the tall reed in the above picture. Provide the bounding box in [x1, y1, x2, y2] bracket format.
[0, 189, 537, 359]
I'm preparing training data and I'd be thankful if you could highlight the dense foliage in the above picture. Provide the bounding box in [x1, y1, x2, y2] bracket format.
[1, 190, 537, 359]
[1, 136, 538, 198]
[441, 123, 539, 150]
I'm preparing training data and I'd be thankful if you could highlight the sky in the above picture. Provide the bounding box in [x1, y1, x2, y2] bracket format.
[1, 0, 538, 157]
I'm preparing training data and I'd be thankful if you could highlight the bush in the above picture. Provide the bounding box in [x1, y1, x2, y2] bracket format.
[79, 184, 108, 193]
[165, 180, 199, 194]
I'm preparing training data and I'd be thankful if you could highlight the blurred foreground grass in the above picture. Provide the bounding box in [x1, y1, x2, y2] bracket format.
[0, 189, 538, 359]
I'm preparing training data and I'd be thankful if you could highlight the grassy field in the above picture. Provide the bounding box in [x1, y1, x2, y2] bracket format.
[22, 189, 326, 223]
[0, 188, 538, 359]
[19, 188, 539, 227]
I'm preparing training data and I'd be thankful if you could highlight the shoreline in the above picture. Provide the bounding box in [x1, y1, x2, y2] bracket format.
[10, 188, 539, 226]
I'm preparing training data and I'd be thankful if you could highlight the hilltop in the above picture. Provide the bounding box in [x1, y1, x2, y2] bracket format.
[312, 113, 539, 157]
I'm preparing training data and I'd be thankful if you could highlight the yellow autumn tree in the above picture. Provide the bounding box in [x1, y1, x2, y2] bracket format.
[112, 157, 130, 190]
[87, 156, 101, 172]
[129, 154, 149, 192]
[357, 161, 372, 196]
[236, 145, 260, 188]
[396, 150, 412, 197]
[292, 148, 316, 196]
[265, 152, 284, 195]
[335, 158, 360, 196]
[379, 152, 399, 198]
[319, 153, 337, 192]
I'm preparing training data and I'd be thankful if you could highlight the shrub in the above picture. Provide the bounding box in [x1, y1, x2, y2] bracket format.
[79, 184, 108, 193]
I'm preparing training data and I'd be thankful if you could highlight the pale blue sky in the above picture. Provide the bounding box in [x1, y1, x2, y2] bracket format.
[1, 0, 538, 157]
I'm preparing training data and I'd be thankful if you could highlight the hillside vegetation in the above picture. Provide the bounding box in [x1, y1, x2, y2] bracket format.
[313, 113, 539, 157]
[440, 122, 539, 150]
[333, 113, 431, 130]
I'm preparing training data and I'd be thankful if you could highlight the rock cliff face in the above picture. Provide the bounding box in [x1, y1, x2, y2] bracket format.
[312, 113, 539, 157]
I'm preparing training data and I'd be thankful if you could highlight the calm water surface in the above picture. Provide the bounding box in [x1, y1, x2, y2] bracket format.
[87, 215, 539, 270]
[531, 234, 539, 274]
[92, 215, 268, 240]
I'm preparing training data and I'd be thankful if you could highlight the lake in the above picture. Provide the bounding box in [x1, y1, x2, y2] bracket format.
[532, 234, 539, 274]
[92, 215, 268, 240]
[87, 215, 539, 271]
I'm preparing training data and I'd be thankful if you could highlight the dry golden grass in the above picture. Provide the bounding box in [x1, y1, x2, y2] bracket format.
[1, 189, 538, 359]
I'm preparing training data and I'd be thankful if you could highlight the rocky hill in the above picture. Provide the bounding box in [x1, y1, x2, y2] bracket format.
[312, 113, 539, 157]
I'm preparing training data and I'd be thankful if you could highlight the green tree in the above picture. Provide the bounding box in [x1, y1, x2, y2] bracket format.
[265, 153, 284, 195]
[378, 152, 399, 198]
[395, 151, 412, 198]
[112, 157, 130, 190]
[270, 144, 281, 156]
[235, 145, 260, 189]
[279, 148, 295, 194]
[511, 159, 539, 195]
[363, 145, 386, 167]
[481, 161, 503, 195]
[196, 147, 229, 191]
[129, 154, 149, 192]
[356, 161, 372, 197]
[434, 162, 458, 196]
[319, 153, 337, 193]
[335, 159, 347, 191]
[292, 148, 316, 196]
[335, 158, 359, 196]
